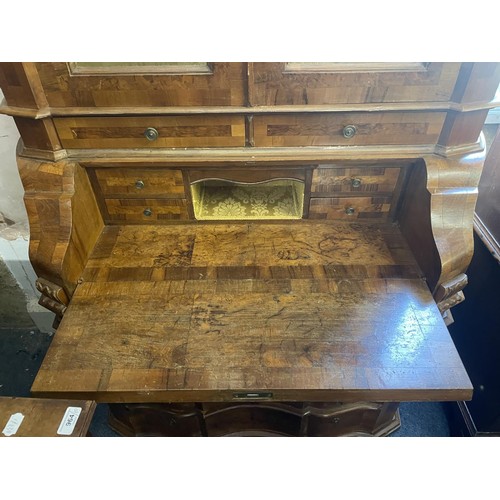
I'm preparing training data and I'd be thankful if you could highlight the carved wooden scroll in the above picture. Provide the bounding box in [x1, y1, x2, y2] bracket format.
[17, 146, 103, 309]
[399, 148, 485, 319]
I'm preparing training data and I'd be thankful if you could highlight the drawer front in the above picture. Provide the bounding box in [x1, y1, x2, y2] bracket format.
[104, 198, 189, 222]
[309, 196, 392, 220]
[54, 115, 246, 149]
[311, 166, 401, 196]
[95, 168, 186, 197]
[249, 62, 461, 105]
[253, 112, 446, 147]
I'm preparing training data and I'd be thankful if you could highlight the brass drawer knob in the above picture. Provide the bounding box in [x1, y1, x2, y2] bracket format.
[135, 180, 145, 190]
[143, 208, 153, 217]
[342, 125, 357, 139]
[345, 206, 356, 215]
[351, 178, 362, 188]
[144, 127, 159, 141]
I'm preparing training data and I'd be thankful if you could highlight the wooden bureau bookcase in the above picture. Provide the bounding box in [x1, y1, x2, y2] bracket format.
[1, 62, 499, 436]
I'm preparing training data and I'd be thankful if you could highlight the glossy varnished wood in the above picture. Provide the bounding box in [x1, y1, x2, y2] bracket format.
[309, 196, 393, 220]
[18, 156, 104, 297]
[248, 63, 461, 106]
[0, 63, 40, 109]
[34, 62, 247, 108]
[310, 166, 402, 196]
[31, 222, 472, 403]
[4, 62, 500, 436]
[54, 115, 246, 149]
[94, 168, 186, 197]
[0, 397, 95, 437]
[252, 112, 446, 147]
[104, 198, 190, 222]
[107, 401, 400, 437]
[399, 150, 485, 295]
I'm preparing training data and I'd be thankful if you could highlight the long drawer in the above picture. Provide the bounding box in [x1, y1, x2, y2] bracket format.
[253, 112, 446, 147]
[54, 115, 246, 149]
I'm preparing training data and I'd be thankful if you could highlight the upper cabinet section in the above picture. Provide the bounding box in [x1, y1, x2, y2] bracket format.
[248, 62, 462, 105]
[32, 62, 247, 108]
[1, 63, 499, 117]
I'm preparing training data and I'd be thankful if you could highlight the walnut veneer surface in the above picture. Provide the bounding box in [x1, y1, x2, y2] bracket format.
[2, 62, 499, 435]
[31, 222, 471, 402]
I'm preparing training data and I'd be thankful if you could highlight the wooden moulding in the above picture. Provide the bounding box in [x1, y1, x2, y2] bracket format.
[17, 151, 104, 301]
[106, 401, 401, 437]
[3, 101, 500, 119]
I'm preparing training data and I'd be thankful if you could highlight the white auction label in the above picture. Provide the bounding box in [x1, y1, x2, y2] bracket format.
[57, 407, 82, 436]
[2, 412, 25, 436]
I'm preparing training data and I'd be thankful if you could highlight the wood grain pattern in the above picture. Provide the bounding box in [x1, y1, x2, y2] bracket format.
[31, 222, 472, 403]
[54, 115, 246, 149]
[309, 196, 393, 220]
[253, 112, 446, 147]
[0, 397, 95, 437]
[0, 63, 39, 108]
[107, 401, 400, 437]
[14, 117, 62, 152]
[187, 167, 308, 184]
[82, 223, 420, 276]
[399, 151, 485, 296]
[248, 63, 461, 105]
[94, 168, 185, 197]
[19, 157, 104, 296]
[451, 63, 500, 104]
[438, 109, 490, 148]
[35, 62, 246, 107]
[104, 198, 189, 222]
[311, 166, 401, 196]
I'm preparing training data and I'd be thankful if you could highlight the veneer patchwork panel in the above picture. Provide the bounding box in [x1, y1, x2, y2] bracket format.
[2, 62, 499, 436]
[54, 115, 246, 149]
[253, 112, 447, 147]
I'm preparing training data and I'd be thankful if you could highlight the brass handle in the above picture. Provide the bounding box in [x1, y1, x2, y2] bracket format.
[135, 180, 145, 190]
[342, 125, 357, 139]
[351, 178, 362, 188]
[143, 208, 153, 217]
[345, 207, 355, 215]
[144, 127, 159, 141]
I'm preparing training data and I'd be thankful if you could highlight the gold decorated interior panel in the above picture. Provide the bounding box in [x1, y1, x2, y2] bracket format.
[191, 179, 305, 220]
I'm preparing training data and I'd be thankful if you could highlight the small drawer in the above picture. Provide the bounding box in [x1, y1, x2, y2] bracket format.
[309, 196, 392, 220]
[54, 115, 246, 149]
[104, 198, 189, 222]
[311, 166, 400, 196]
[253, 112, 446, 147]
[94, 168, 185, 197]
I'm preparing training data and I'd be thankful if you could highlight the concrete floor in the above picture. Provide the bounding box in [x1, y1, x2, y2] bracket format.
[0, 258, 53, 398]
